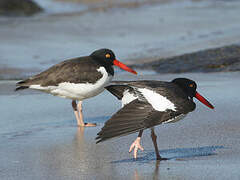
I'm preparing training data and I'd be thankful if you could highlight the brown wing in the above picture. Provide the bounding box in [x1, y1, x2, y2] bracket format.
[16, 57, 103, 90]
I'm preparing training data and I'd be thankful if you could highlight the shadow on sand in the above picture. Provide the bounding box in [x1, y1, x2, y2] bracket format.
[112, 146, 224, 163]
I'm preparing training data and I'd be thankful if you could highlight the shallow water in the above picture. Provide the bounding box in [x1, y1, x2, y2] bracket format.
[1, 72, 240, 179]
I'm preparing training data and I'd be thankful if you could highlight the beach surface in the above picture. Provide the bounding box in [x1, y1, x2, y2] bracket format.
[1, 72, 240, 180]
[1, 0, 240, 179]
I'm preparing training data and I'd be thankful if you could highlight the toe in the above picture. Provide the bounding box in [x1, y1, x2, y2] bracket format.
[84, 123, 97, 127]
[157, 157, 168, 161]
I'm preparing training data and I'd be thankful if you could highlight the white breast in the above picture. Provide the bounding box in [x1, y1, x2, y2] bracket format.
[138, 88, 176, 112]
[29, 66, 112, 100]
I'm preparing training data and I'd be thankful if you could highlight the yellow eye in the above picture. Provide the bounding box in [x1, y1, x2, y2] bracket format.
[105, 53, 111, 58]
[189, 84, 194, 88]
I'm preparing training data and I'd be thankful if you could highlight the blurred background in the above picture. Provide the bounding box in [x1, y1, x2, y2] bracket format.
[1, 0, 240, 79]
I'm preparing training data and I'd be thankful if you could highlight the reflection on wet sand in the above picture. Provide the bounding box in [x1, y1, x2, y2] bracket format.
[153, 160, 160, 180]
[1, 73, 240, 179]
[133, 160, 160, 180]
[73, 127, 85, 148]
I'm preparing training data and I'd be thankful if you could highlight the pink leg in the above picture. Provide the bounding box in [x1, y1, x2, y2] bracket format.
[72, 100, 84, 126]
[77, 101, 96, 127]
[71, 100, 96, 127]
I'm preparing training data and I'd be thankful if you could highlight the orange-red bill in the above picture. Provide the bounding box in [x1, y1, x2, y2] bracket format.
[113, 59, 137, 75]
[195, 92, 214, 109]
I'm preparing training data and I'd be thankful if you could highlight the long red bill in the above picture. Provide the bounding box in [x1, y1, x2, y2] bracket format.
[195, 91, 214, 109]
[113, 59, 137, 75]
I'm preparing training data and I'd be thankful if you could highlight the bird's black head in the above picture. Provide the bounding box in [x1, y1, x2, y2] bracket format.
[90, 48, 137, 75]
[172, 78, 197, 99]
[90, 49, 116, 66]
[172, 78, 214, 109]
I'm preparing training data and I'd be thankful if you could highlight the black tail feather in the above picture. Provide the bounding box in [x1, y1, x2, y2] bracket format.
[15, 86, 29, 91]
[105, 85, 130, 100]
[15, 79, 30, 91]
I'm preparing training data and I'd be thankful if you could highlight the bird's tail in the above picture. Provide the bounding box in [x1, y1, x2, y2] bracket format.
[15, 86, 29, 91]
[15, 80, 29, 91]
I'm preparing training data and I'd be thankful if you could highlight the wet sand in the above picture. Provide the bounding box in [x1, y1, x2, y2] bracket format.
[1, 72, 240, 179]
[1, 0, 240, 179]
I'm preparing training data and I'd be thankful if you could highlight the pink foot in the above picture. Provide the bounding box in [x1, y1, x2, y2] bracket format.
[129, 137, 144, 159]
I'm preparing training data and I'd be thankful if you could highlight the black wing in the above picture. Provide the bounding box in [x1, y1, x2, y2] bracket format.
[106, 81, 195, 113]
[105, 84, 133, 100]
[99, 81, 196, 143]
[16, 57, 103, 90]
[105, 81, 161, 100]
[96, 99, 182, 143]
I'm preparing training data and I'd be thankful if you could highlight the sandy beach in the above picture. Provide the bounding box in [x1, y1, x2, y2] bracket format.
[1, 72, 240, 179]
[1, 0, 240, 179]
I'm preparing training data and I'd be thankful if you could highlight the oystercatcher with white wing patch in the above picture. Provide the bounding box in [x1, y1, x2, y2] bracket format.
[96, 78, 214, 160]
[16, 49, 137, 127]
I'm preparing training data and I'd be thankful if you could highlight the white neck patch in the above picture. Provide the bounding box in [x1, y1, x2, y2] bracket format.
[138, 88, 176, 112]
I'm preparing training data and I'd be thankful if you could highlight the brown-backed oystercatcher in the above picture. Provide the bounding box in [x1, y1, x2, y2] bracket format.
[96, 78, 214, 160]
[16, 49, 137, 127]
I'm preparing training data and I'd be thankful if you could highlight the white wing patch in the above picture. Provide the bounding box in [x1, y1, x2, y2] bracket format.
[138, 88, 176, 112]
[163, 114, 186, 124]
[29, 66, 112, 100]
[121, 89, 137, 107]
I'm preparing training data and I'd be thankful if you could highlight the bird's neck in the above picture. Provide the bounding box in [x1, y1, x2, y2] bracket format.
[104, 64, 114, 76]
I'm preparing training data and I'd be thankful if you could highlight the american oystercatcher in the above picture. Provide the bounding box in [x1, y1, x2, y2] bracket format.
[15, 49, 137, 127]
[96, 78, 214, 160]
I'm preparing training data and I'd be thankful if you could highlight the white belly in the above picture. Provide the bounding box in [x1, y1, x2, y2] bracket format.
[29, 67, 113, 100]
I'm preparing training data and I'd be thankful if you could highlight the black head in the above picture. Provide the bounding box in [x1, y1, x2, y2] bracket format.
[172, 78, 197, 98]
[172, 78, 214, 109]
[90, 48, 137, 75]
[90, 49, 116, 66]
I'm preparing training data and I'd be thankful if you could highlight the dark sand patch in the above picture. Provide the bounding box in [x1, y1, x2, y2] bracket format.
[0, 0, 43, 16]
[131, 44, 240, 73]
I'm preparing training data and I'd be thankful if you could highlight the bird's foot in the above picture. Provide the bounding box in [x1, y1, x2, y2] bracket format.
[129, 137, 144, 159]
[77, 123, 97, 127]
[156, 156, 168, 161]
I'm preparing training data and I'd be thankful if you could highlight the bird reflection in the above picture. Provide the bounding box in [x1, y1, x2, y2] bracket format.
[153, 160, 160, 180]
[73, 127, 86, 149]
[133, 160, 160, 180]
[133, 169, 139, 180]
